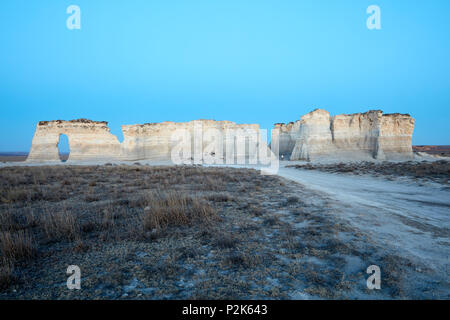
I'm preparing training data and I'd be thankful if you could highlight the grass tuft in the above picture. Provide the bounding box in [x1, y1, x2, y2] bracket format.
[0, 230, 35, 262]
[141, 191, 217, 230]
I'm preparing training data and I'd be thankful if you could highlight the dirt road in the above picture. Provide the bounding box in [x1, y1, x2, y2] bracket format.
[277, 164, 450, 291]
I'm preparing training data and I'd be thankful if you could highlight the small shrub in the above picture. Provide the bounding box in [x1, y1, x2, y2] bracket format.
[0, 188, 28, 203]
[222, 252, 260, 268]
[0, 260, 14, 290]
[0, 231, 35, 261]
[85, 194, 100, 202]
[214, 233, 239, 249]
[81, 220, 97, 233]
[207, 194, 231, 202]
[263, 216, 281, 226]
[61, 180, 71, 186]
[0, 210, 15, 231]
[249, 204, 263, 216]
[224, 253, 246, 266]
[73, 240, 90, 253]
[102, 209, 115, 230]
[286, 196, 299, 205]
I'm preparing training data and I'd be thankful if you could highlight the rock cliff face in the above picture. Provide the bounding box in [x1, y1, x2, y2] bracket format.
[27, 119, 268, 163]
[274, 122, 299, 158]
[277, 109, 415, 161]
[27, 111, 414, 163]
[378, 113, 416, 160]
[27, 119, 121, 162]
[121, 120, 263, 162]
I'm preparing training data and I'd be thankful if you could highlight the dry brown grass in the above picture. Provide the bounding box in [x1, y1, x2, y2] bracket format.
[140, 191, 217, 230]
[0, 165, 315, 298]
[0, 164, 432, 299]
[0, 230, 35, 262]
[0, 208, 14, 231]
[222, 251, 262, 269]
[0, 260, 14, 290]
[213, 232, 239, 249]
[0, 186, 68, 204]
[41, 209, 80, 241]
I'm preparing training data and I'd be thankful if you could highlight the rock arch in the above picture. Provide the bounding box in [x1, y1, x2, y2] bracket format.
[26, 119, 270, 163]
[27, 119, 121, 162]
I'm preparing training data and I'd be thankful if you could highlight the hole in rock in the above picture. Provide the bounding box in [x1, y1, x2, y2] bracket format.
[110, 123, 124, 143]
[58, 134, 70, 162]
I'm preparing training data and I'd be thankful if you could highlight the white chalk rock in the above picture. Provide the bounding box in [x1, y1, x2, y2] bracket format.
[27, 119, 273, 163]
[275, 109, 415, 161]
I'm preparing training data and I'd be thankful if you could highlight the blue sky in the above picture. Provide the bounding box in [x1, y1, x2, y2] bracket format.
[1, 0, 449, 152]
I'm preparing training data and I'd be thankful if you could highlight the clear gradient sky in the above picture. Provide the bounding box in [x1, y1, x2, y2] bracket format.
[1, 0, 449, 152]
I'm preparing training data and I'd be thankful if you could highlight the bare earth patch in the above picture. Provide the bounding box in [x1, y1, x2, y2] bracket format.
[0, 165, 447, 299]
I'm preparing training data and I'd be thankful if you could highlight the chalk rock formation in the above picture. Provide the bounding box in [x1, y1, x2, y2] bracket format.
[290, 109, 335, 160]
[378, 113, 416, 160]
[274, 122, 298, 158]
[277, 109, 415, 161]
[120, 120, 264, 162]
[27, 119, 121, 162]
[27, 119, 271, 163]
